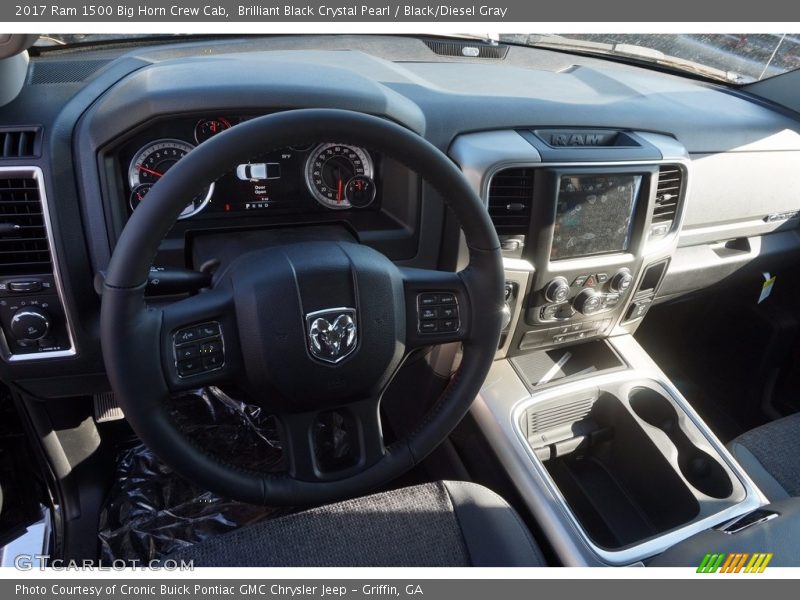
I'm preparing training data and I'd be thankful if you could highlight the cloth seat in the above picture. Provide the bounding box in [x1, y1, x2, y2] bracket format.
[165, 480, 546, 567]
[728, 413, 800, 502]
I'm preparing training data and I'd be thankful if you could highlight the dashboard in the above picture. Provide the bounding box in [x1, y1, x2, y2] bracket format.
[2, 34, 800, 396]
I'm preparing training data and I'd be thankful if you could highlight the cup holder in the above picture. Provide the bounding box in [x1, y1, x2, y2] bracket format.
[629, 388, 733, 499]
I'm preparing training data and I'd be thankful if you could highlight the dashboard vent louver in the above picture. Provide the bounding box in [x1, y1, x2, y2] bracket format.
[487, 168, 534, 233]
[0, 175, 53, 276]
[0, 128, 40, 159]
[423, 39, 509, 59]
[653, 165, 683, 226]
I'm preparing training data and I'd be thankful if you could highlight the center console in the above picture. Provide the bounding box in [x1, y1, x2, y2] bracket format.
[449, 129, 767, 566]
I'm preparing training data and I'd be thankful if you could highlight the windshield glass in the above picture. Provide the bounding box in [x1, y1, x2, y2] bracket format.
[501, 34, 800, 84]
[35, 33, 800, 85]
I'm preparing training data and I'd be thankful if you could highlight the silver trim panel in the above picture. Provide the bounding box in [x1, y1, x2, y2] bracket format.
[0, 166, 77, 362]
[472, 334, 766, 566]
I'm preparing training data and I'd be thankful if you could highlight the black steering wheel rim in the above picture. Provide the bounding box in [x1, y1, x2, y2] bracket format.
[101, 109, 504, 506]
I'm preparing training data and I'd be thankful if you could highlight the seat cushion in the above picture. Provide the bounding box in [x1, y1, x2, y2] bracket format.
[164, 480, 545, 567]
[728, 412, 800, 502]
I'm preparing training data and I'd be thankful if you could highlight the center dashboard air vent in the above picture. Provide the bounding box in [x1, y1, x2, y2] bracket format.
[650, 165, 684, 238]
[0, 173, 53, 276]
[487, 168, 534, 233]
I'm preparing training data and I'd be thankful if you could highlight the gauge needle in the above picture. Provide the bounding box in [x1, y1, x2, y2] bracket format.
[138, 165, 164, 178]
[337, 178, 343, 202]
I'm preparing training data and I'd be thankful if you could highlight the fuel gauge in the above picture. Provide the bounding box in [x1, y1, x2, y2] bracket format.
[194, 117, 232, 144]
[345, 175, 376, 208]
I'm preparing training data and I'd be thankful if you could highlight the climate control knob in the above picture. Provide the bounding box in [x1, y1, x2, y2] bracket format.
[543, 277, 570, 304]
[10, 307, 51, 341]
[573, 289, 602, 315]
[609, 268, 633, 293]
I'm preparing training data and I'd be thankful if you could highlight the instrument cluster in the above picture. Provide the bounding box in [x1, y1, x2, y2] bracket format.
[120, 115, 380, 221]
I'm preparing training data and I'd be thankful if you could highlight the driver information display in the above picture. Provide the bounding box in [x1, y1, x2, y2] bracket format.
[551, 174, 641, 260]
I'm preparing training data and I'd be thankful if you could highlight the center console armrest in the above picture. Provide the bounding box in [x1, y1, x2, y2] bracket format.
[649, 498, 800, 567]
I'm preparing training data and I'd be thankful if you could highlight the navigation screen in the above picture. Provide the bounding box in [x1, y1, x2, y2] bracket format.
[551, 174, 641, 260]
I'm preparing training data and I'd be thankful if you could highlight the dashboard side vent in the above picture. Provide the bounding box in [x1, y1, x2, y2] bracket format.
[0, 173, 53, 276]
[652, 165, 683, 228]
[487, 168, 534, 233]
[423, 39, 509, 59]
[0, 128, 40, 159]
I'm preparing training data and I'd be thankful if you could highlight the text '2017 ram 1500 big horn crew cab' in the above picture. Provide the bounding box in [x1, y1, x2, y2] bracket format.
[1, 32, 800, 568]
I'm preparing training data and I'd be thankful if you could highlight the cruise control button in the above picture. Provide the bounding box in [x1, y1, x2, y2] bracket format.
[440, 319, 458, 332]
[200, 339, 223, 354]
[202, 353, 224, 370]
[419, 307, 438, 320]
[438, 294, 456, 304]
[178, 358, 202, 376]
[440, 306, 458, 319]
[196, 323, 221, 339]
[175, 344, 200, 361]
[420, 321, 438, 333]
[175, 328, 199, 345]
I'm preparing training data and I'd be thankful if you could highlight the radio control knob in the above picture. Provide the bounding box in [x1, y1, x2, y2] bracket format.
[573, 289, 602, 315]
[10, 307, 51, 341]
[544, 277, 570, 304]
[609, 269, 633, 293]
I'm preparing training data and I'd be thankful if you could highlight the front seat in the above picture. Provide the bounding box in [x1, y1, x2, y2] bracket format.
[728, 413, 800, 502]
[164, 481, 546, 567]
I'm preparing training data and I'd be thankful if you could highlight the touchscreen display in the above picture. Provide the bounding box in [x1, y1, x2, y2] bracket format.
[551, 174, 641, 260]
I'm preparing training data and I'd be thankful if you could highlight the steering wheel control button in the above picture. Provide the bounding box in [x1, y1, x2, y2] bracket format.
[177, 358, 202, 376]
[416, 293, 460, 334]
[420, 307, 438, 320]
[175, 344, 200, 361]
[173, 321, 225, 378]
[418, 294, 438, 306]
[196, 323, 221, 339]
[175, 328, 199, 344]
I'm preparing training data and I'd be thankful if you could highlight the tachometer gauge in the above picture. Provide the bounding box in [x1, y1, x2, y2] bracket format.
[127, 139, 214, 219]
[305, 143, 374, 209]
[194, 117, 231, 144]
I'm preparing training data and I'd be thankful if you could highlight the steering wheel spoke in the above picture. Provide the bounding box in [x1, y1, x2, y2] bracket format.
[159, 285, 241, 392]
[400, 267, 470, 349]
[280, 397, 386, 483]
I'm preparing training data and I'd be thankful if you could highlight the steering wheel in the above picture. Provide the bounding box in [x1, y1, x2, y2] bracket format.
[100, 109, 504, 506]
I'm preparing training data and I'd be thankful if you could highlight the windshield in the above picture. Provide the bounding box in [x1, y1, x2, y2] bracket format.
[502, 34, 800, 84]
[35, 33, 800, 85]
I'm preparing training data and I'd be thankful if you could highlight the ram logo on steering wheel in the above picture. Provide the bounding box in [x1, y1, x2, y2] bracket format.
[306, 308, 357, 364]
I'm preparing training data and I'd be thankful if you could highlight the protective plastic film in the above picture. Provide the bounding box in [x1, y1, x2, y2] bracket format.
[98, 387, 289, 563]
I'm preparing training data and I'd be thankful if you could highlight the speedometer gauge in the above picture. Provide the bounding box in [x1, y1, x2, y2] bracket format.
[127, 139, 214, 219]
[304, 143, 374, 209]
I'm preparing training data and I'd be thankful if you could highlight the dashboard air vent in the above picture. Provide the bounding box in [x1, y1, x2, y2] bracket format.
[423, 39, 509, 59]
[652, 165, 683, 228]
[487, 168, 534, 233]
[1, 128, 40, 159]
[0, 174, 53, 276]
